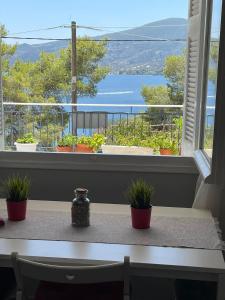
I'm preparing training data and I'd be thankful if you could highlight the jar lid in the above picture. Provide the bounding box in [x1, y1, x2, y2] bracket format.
[75, 188, 88, 195]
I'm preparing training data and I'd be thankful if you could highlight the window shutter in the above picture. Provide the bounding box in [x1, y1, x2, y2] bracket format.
[182, 0, 207, 155]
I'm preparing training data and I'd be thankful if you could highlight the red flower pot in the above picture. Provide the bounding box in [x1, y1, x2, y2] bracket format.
[160, 148, 173, 155]
[131, 206, 152, 229]
[7, 199, 27, 221]
[56, 146, 73, 152]
[75, 144, 94, 153]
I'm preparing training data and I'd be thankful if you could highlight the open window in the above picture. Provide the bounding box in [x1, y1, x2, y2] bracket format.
[0, 0, 224, 176]
[183, 0, 225, 183]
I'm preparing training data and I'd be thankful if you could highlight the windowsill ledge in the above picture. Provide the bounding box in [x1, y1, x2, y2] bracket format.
[0, 151, 198, 174]
[194, 150, 212, 182]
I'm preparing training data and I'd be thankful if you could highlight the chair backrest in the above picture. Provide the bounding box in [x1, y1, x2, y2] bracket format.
[11, 252, 130, 300]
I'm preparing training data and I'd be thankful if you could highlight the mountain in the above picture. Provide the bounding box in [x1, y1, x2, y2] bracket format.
[11, 18, 187, 74]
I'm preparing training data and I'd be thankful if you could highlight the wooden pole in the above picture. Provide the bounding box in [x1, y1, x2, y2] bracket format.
[71, 21, 77, 136]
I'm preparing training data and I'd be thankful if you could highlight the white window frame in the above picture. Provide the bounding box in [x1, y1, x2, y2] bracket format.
[0, 0, 223, 181]
[194, 0, 225, 184]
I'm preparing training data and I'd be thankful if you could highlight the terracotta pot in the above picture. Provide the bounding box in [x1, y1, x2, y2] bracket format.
[131, 206, 152, 229]
[75, 144, 94, 153]
[7, 199, 27, 221]
[56, 146, 73, 152]
[160, 148, 173, 155]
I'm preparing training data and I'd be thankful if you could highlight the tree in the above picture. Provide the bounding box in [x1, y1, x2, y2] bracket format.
[0, 25, 17, 70]
[141, 53, 185, 124]
[163, 54, 185, 105]
[141, 53, 185, 107]
[141, 86, 171, 106]
[2, 33, 109, 147]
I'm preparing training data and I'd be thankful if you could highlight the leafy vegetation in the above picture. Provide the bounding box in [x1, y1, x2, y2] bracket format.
[1, 25, 109, 147]
[58, 134, 77, 147]
[105, 116, 182, 154]
[16, 133, 37, 144]
[127, 179, 154, 209]
[141, 53, 185, 122]
[2, 175, 30, 202]
[152, 132, 175, 151]
[77, 134, 105, 151]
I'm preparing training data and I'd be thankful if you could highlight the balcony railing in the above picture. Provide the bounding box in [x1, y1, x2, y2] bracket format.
[2, 103, 183, 154]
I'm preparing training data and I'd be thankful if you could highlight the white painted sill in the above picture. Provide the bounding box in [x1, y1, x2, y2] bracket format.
[194, 150, 212, 182]
[0, 151, 198, 174]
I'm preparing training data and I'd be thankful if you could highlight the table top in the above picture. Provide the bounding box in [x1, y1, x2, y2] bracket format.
[0, 200, 224, 274]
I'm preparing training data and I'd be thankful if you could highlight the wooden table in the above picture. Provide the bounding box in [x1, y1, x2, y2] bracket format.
[0, 200, 224, 299]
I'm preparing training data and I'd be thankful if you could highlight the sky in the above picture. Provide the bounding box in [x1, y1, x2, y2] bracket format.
[0, 0, 188, 44]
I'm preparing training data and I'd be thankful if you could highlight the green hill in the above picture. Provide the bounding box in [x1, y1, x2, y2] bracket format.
[11, 18, 187, 74]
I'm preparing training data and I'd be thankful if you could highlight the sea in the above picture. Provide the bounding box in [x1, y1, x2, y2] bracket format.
[77, 74, 167, 113]
[76, 74, 215, 117]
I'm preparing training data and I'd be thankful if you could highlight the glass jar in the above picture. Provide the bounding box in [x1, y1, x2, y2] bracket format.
[71, 188, 90, 227]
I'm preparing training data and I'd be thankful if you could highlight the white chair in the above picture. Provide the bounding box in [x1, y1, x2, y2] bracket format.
[11, 252, 130, 300]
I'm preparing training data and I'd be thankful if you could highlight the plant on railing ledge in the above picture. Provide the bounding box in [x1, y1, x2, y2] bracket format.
[16, 133, 37, 144]
[152, 132, 177, 155]
[57, 134, 77, 152]
[89, 134, 106, 151]
[76, 134, 105, 153]
[15, 133, 38, 152]
[58, 135, 77, 147]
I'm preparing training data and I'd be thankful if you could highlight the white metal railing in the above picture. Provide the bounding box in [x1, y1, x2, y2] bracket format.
[3, 102, 183, 108]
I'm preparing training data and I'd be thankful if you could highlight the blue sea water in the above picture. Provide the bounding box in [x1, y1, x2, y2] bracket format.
[76, 74, 215, 114]
[77, 74, 167, 113]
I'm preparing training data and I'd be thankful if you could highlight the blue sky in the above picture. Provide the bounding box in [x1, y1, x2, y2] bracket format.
[0, 0, 188, 43]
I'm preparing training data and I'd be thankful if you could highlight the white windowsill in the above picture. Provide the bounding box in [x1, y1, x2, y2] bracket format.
[0, 151, 198, 174]
[194, 149, 212, 182]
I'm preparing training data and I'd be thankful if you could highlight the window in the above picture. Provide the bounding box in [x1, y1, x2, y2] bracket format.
[183, 0, 225, 183]
[0, 2, 188, 159]
[0, 0, 224, 178]
[202, 0, 222, 160]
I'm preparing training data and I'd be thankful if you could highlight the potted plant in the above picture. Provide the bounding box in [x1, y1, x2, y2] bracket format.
[56, 135, 77, 152]
[127, 179, 154, 229]
[15, 133, 38, 152]
[154, 132, 175, 155]
[76, 134, 105, 153]
[2, 175, 30, 221]
[89, 134, 106, 152]
[75, 136, 93, 153]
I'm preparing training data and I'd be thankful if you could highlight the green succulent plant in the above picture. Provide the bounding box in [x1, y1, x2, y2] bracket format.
[127, 179, 154, 209]
[16, 133, 37, 144]
[2, 175, 30, 202]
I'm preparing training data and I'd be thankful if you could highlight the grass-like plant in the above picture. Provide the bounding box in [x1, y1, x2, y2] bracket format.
[16, 133, 37, 144]
[2, 175, 30, 202]
[127, 179, 154, 209]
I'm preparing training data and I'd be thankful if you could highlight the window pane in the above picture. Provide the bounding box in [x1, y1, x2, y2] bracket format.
[1, 2, 188, 156]
[203, 0, 222, 159]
